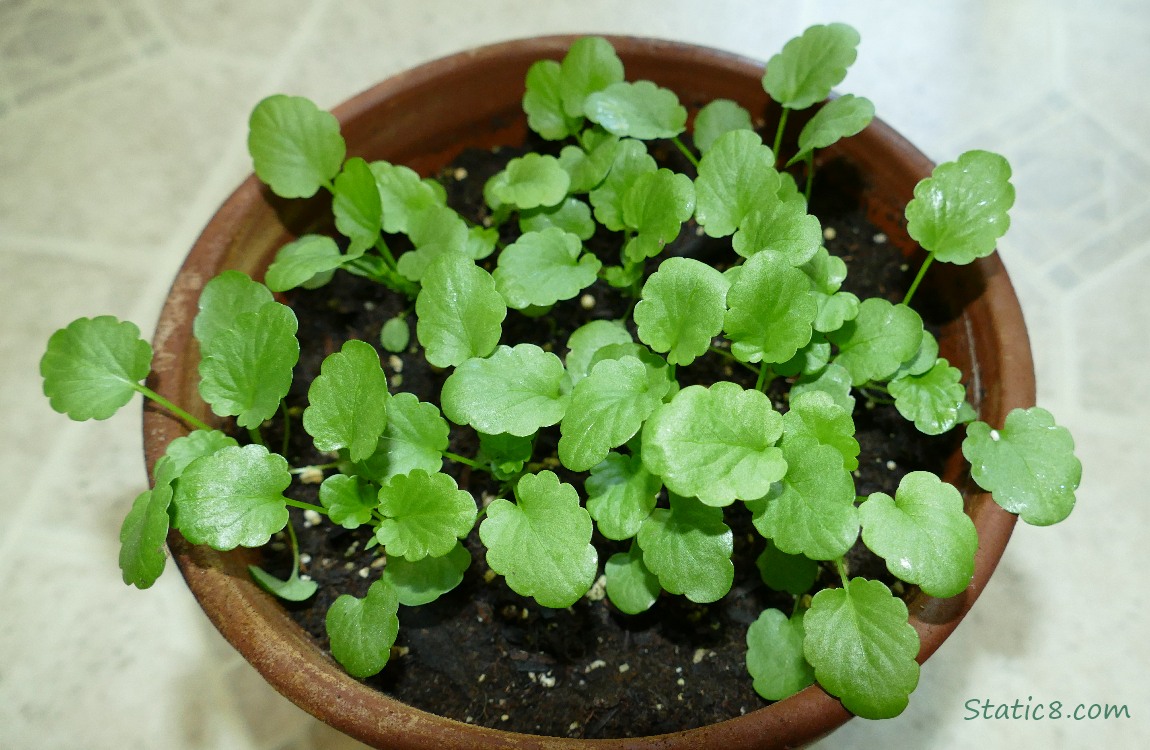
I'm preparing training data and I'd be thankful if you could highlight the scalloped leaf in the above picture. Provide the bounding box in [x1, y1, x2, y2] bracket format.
[634, 257, 729, 367]
[319, 474, 378, 530]
[302, 340, 389, 462]
[746, 608, 815, 700]
[963, 407, 1080, 526]
[621, 168, 696, 262]
[694, 129, 781, 238]
[642, 382, 786, 507]
[396, 205, 471, 282]
[791, 94, 875, 163]
[588, 138, 657, 231]
[827, 298, 923, 386]
[265, 234, 344, 292]
[519, 196, 596, 240]
[523, 59, 583, 140]
[762, 23, 861, 110]
[41, 316, 152, 421]
[441, 344, 571, 437]
[783, 390, 859, 472]
[479, 471, 597, 607]
[605, 542, 661, 615]
[193, 270, 273, 348]
[376, 470, 477, 562]
[382, 541, 471, 606]
[584, 80, 687, 140]
[247, 94, 345, 199]
[119, 484, 171, 589]
[585, 451, 662, 541]
[693, 99, 754, 154]
[889, 358, 966, 435]
[859, 471, 978, 598]
[558, 131, 619, 194]
[494, 228, 601, 309]
[369, 160, 445, 235]
[564, 319, 633, 384]
[804, 578, 920, 719]
[724, 249, 818, 365]
[326, 578, 400, 678]
[905, 150, 1015, 265]
[731, 191, 822, 265]
[415, 255, 505, 368]
[558, 36, 626, 118]
[351, 392, 448, 483]
[492, 153, 570, 210]
[637, 493, 733, 603]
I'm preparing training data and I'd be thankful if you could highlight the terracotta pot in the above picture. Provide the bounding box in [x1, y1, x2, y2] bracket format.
[143, 35, 1030, 749]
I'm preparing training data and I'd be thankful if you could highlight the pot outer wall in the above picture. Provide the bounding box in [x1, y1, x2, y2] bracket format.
[143, 35, 1032, 750]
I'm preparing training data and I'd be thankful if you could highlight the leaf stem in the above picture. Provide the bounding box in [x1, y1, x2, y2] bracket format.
[708, 345, 758, 373]
[286, 498, 327, 515]
[443, 450, 486, 471]
[133, 383, 213, 432]
[289, 462, 340, 475]
[772, 107, 791, 167]
[835, 557, 850, 589]
[803, 152, 815, 203]
[670, 136, 700, 170]
[903, 253, 935, 307]
[755, 362, 774, 392]
[247, 426, 266, 447]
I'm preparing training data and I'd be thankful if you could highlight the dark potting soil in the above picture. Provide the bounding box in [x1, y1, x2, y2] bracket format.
[251, 141, 961, 739]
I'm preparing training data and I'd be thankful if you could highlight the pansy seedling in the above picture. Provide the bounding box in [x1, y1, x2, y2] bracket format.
[746, 608, 815, 701]
[248, 94, 345, 199]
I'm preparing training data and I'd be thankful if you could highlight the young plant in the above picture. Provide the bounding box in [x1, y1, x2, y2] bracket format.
[40, 26, 1081, 724]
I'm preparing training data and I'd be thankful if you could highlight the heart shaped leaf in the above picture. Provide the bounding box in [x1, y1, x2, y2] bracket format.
[634, 257, 730, 367]
[782, 390, 860, 471]
[376, 470, 477, 561]
[350, 392, 448, 483]
[889, 358, 966, 435]
[494, 228, 601, 309]
[193, 270, 274, 348]
[756, 539, 819, 596]
[415, 255, 505, 368]
[564, 319, 634, 384]
[731, 191, 822, 265]
[589, 138, 657, 231]
[558, 36, 625, 118]
[326, 578, 400, 678]
[370, 160, 445, 235]
[637, 493, 734, 603]
[441, 344, 571, 437]
[724, 249, 818, 365]
[746, 608, 815, 700]
[694, 129, 781, 238]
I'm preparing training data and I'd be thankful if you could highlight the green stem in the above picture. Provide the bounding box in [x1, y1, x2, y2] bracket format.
[708, 346, 758, 373]
[247, 426, 266, 447]
[286, 498, 327, 515]
[286, 515, 303, 570]
[903, 253, 935, 307]
[670, 136, 701, 169]
[755, 362, 774, 393]
[280, 400, 291, 458]
[373, 235, 399, 272]
[804, 152, 815, 203]
[443, 450, 486, 471]
[133, 383, 213, 432]
[289, 462, 340, 475]
[772, 107, 791, 166]
[835, 557, 850, 589]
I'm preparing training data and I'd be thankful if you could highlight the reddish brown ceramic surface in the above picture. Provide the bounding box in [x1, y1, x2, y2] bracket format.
[143, 36, 1031, 749]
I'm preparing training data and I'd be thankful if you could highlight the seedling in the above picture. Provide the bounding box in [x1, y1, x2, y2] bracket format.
[41, 27, 1080, 723]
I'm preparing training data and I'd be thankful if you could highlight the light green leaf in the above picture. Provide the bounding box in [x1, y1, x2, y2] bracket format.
[172, 444, 290, 550]
[694, 129, 781, 238]
[894, 329, 940, 379]
[319, 474, 378, 530]
[493, 153, 570, 210]
[351, 392, 448, 482]
[637, 493, 733, 603]
[731, 192, 822, 265]
[827, 298, 923, 386]
[724, 249, 817, 365]
[783, 390, 859, 471]
[519, 196, 596, 240]
[375, 470, 477, 561]
[479, 471, 597, 607]
[198, 300, 299, 429]
[604, 543, 660, 614]
[493, 228, 600, 309]
[804, 578, 920, 719]
[585, 452, 662, 541]
[302, 340, 389, 462]
[558, 133, 619, 193]
[414, 255, 505, 368]
[248, 94, 344, 199]
[378, 316, 410, 353]
[558, 355, 670, 472]
[193, 270, 274, 349]
[523, 59, 583, 140]
[642, 382, 785, 507]
[382, 541, 471, 606]
[559, 36, 626, 118]
[859, 471, 978, 598]
[634, 257, 729, 367]
[963, 407, 1080, 526]
[621, 169, 696, 262]
[756, 539, 819, 595]
[584, 80, 687, 140]
[762, 23, 861, 110]
[791, 94, 875, 163]
[693, 99, 754, 154]
[565, 319, 634, 384]
[248, 563, 318, 602]
[889, 358, 966, 435]
[792, 362, 856, 413]
[748, 437, 858, 560]
[905, 150, 1014, 265]
[41, 316, 152, 421]
[161, 430, 239, 475]
[333, 156, 383, 250]
[477, 432, 534, 481]
[119, 485, 171, 589]
[396, 205, 471, 282]
[588, 138, 657, 231]
[370, 161, 445, 235]
[441, 344, 570, 437]
[265, 234, 344, 292]
[746, 609, 815, 700]
[775, 336, 832, 379]
[326, 578, 400, 678]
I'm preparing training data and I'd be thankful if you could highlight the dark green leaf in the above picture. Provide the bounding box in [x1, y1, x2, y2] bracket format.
[303, 340, 389, 462]
[319, 474, 378, 530]
[604, 543, 660, 614]
[746, 609, 815, 700]
[414, 255, 505, 368]
[585, 452, 662, 541]
[41, 316, 152, 421]
[756, 539, 819, 595]
[333, 156, 383, 251]
[762, 23, 861, 110]
[382, 541, 471, 606]
[326, 578, 400, 678]
[889, 358, 966, 435]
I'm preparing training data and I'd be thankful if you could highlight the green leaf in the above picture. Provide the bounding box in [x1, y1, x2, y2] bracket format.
[375, 470, 477, 561]
[492, 153, 570, 210]
[588, 138, 657, 231]
[333, 157, 383, 251]
[479, 471, 597, 608]
[351, 392, 448, 482]
[731, 192, 822, 265]
[248, 563, 318, 602]
[493, 228, 601, 309]
[827, 298, 923, 386]
[302, 340, 389, 463]
[381, 541, 471, 606]
[724, 249, 817, 365]
[756, 539, 819, 595]
[604, 543, 661, 615]
[41, 316, 152, 421]
[119, 485, 171, 589]
[746, 609, 816, 700]
[642, 382, 785, 507]
[414, 255, 505, 368]
[585, 452, 662, 541]
[584, 80, 687, 140]
[171, 444, 290, 550]
[963, 407, 1080, 526]
[319, 474, 378, 529]
[634, 257, 729, 367]
[889, 358, 966, 435]
[565, 319, 634, 385]
[558, 355, 670, 472]
[762, 23, 861, 110]
[441, 344, 571, 437]
[637, 493, 733, 603]
[791, 94, 875, 164]
[161, 429, 239, 474]
[197, 300, 299, 429]
[693, 99, 754, 154]
[748, 437, 859, 560]
[694, 129, 781, 238]
[783, 390, 860, 472]
[379, 316, 410, 353]
[326, 578, 400, 678]
[370, 161, 445, 235]
[523, 59, 583, 140]
[859, 471, 978, 598]
[396, 205, 471, 282]
[792, 362, 856, 413]
[248, 94, 345, 199]
[558, 133, 619, 193]
[519, 196, 596, 240]
[265, 234, 344, 292]
[775, 336, 832, 378]
[193, 270, 274, 349]
[905, 150, 1015, 264]
[621, 169, 696, 262]
[559, 36, 626, 118]
[895, 329, 940, 378]
[804, 578, 920, 719]
[477, 432, 534, 481]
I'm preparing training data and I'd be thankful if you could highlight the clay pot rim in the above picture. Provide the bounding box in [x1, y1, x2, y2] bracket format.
[144, 34, 1029, 750]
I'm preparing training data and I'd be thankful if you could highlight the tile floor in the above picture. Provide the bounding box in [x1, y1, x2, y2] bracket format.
[2, 1, 1146, 747]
